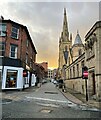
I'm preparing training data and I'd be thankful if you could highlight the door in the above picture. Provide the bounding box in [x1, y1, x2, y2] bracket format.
[92, 72, 96, 95]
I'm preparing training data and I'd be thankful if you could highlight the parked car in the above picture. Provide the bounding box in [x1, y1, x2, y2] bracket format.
[51, 79, 54, 83]
[42, 80, 47, 84]
[53, 80, 58, 84]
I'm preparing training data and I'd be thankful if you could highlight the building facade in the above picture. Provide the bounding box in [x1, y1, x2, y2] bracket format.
[35, 62, 48, 84]
[40, 62, 48, 78]
[47, 69, 53, 79]
[58, 8, 101, 101]
[0, 18, 37, 90]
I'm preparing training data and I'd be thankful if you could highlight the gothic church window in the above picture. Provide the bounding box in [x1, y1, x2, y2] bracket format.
[77, 64, 79, 77]
[73, 66, 75, 78]
[78, 49, 82, 56]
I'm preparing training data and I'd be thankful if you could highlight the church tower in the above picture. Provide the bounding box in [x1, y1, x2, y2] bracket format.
[72, 30, 84, 61]
[58, 8, 72, 69]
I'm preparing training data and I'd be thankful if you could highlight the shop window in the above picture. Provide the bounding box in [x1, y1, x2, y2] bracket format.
[6, 70, 18, 88]
[24, 77, 29, 84]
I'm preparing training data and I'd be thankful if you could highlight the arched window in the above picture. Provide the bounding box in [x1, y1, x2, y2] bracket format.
[78, 49, 82, 56]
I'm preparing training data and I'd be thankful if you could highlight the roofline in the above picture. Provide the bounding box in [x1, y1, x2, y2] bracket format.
[85, 21, 101, 41]
[67, 52, 85, 69]
[1, 19, 37, 54]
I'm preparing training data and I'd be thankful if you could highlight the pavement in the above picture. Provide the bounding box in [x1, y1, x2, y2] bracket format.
[58, 87, 101, 109]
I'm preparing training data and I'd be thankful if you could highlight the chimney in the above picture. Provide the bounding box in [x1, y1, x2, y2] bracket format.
[0, 15, 4, 20]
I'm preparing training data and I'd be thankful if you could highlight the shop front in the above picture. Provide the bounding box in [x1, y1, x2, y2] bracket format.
[2, 66, 23, 90]
[2, 66, 37, 90]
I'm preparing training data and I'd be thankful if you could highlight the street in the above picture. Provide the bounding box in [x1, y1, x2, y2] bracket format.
[2, 82, 100, 119]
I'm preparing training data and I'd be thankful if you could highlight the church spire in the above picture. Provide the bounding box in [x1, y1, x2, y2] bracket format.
[62, 8, 69, 41]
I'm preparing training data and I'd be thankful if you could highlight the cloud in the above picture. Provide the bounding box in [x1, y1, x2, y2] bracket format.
[0, 2, 99, 68]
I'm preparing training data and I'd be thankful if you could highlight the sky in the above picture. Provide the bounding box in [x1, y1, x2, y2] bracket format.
[0, 1, 99, 69]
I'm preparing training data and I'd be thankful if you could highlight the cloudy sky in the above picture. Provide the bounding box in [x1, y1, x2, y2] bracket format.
[0, 1, 100, 69]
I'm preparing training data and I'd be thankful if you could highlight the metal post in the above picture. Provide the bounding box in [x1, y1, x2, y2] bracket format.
[85, 78, 88, 101]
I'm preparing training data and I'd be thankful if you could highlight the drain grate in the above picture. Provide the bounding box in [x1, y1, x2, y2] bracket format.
[44, 91, 58, 94]
[40, 109, 52, 113]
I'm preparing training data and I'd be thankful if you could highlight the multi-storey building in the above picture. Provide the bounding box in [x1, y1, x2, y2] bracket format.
[40, 62, 48, 78]
[35, 62, 48, 85]
[58, 8, 101, 101]
[47, 69, 53, 79]
[0, 18, 37, 90]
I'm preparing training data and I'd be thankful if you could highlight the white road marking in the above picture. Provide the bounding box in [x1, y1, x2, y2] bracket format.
[36, 102, 59, 108]
[1, 102, 12, 105]
[25, 96, 68, 103]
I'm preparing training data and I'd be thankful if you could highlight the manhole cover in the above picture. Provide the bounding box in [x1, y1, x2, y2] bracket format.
[45, 91, 58, 94]
[1, 99, 12, 104]
[40, 109, 52, 113]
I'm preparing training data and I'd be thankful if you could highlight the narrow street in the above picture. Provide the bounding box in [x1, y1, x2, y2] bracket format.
[2, 82, 100, 119]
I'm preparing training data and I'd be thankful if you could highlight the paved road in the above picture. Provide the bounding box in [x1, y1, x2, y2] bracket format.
[2, 82, 100, 118]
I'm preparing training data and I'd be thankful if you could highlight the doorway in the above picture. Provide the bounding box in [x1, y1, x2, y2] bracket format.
[92, 72, 96, 95]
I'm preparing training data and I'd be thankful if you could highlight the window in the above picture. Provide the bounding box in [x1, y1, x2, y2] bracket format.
[0, 24, 6, 36]
[11, 26, 19, 39]
[77, 64, 79, 77]
[70, 68, 72, 78]
[26, 39, 29, 47]
[0, 42, 5, 56]
[26, 53, 28, 64]
[81, 60, 84, 67]
[73, 66, 75, 78]
[78, 49, 82, 56]
[10, 44, 18, 58]
[6, 70, 17, 88]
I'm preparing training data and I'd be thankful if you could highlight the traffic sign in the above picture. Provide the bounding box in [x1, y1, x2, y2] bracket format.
[82, 66, 88, 79]
[83, 71, 88, 78]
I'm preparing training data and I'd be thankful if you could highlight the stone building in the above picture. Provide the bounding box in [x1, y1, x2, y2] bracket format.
[58, 8, 101, 101]
[47, 69, 53, 79]
[84, 21, 101, 100]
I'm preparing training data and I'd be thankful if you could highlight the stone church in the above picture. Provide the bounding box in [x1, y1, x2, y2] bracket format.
[58, 8, 101, 101]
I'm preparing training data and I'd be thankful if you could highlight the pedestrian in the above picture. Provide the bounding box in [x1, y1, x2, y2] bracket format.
[62, 84, 66, 93]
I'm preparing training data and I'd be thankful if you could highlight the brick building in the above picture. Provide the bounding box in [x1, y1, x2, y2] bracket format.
[40, 62, 48, 78]
[35, 63, 48, 85]
[0, 18, 37, 90]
